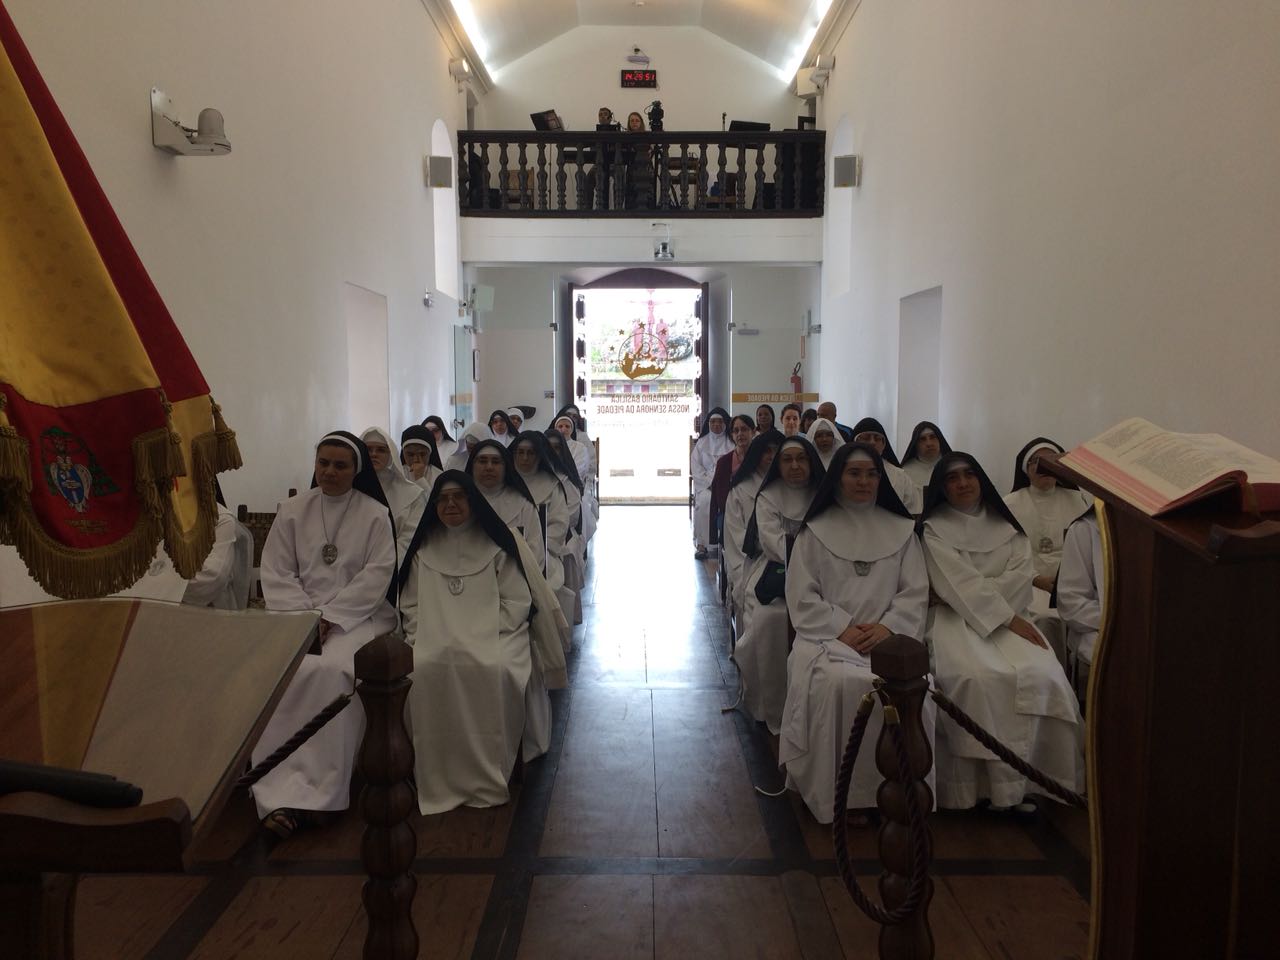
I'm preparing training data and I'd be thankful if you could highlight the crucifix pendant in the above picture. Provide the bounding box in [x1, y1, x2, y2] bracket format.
[853, 561, 871, 576]
[322, 543, 338, 565]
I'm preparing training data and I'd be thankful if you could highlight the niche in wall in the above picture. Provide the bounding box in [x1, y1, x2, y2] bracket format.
[344, 282, 390, 431]
[897, 285, 942, 452]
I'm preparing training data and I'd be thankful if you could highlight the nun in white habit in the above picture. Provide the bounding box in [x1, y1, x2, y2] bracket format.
[361, 427, 428, 537]
[805, 417, 841, 470]
[1002, 438, 1091, 669]
[400, 424, 444, 492]
[901, 421, 952, 493]
[181, 483, 252, 610]
[724, 430, 783, 623]
[733, 436, 825, 734]
[551, 414, 597, 542]
[780, 443, 935, 823]
[466, 438, 546, 566]
[252, 431, 398, 836]
[1056, 504, 1105, 669]
[511, 431, 574, 647]
[921, 452, 1083, 810]
[544, 429, 587, 621]
[445, 421, 493, 473]
[691, 408, 733, 557]
[488, 409, 517, 447]
[398, 472, 566, 815]
[851, 417, 923, 515]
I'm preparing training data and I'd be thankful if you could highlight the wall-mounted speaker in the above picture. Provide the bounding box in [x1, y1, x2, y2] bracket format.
[426, 155, 453, 188]
[833, 154, 862, 188]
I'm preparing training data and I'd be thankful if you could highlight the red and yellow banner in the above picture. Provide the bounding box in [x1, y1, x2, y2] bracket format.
[0, 2, 240, 598]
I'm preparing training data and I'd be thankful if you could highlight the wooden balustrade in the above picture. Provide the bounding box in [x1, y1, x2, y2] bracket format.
[458, 130, 825, 217]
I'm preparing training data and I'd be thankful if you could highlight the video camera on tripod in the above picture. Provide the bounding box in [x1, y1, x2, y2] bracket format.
[645, 100, 664, 132]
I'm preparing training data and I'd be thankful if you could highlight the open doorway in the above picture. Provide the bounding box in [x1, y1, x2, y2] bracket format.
[576, 285, 704, 503]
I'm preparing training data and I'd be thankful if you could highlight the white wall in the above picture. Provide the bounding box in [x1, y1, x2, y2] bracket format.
[817, 0, 1280, 487]
[480, 25, 803, 133]
[726, 266, 821, 418]
[8, 0, 466, 505]
[471, 266, 559, 419]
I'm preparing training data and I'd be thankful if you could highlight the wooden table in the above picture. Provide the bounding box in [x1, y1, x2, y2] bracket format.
[0, 599, 318, 959]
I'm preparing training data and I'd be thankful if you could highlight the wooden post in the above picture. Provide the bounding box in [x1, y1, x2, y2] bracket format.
[870, 635, 934, 960]
[355, 632, 418, 960]
[0, 872, 77, 960]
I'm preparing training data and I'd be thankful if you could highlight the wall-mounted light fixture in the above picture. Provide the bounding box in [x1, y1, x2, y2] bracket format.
[151, 88, 231, 156]
[448, 58, 471, 82]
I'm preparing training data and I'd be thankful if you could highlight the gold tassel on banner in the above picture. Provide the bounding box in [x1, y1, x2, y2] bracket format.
[210, 397, 243, 471]
[0, 392, 32, 492]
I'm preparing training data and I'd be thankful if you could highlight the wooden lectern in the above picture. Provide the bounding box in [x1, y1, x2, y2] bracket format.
[1041, 454, 1280, 960]
[0, 599, 319, 959]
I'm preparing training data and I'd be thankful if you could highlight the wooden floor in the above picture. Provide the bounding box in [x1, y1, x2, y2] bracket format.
[74, 506, 1091, 959]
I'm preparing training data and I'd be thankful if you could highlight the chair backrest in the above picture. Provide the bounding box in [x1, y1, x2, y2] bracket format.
[236, 488, 298, 575]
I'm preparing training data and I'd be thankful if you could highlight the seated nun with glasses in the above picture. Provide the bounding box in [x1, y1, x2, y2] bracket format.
[399, 424, 444, 492]
[398, 472, 566, 815]
[251, 431, 398, 840]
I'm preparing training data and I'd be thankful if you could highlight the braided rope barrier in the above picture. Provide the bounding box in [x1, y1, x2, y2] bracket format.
[832, 690, 932, 926]
[234, 693, 353, 790]
[929, 687, 1087, 809]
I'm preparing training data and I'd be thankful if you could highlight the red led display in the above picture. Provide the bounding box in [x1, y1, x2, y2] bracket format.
[620, 69, 658, 88]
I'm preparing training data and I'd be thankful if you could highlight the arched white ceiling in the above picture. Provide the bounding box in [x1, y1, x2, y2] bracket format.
[452, 0, 830, 77]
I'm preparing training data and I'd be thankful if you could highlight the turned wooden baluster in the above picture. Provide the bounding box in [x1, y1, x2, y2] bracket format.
[498, 142, 510, 210]
[679, 143, 691, 208]
[754, 144, 766, 211]
[793, 140, 803, 211]
[574, 141, 587, 210]
[555, 145, 567, 210]
[517, 142, 530, 209]
[356, 632, 418, 960]
[595, 138, 607, 210]
[612, 139, 625, 210]
[870, 636, 935, 960]
[480, 142, 493, 210]
[697, 141, 709, 210]
[715, 144, 727, 209]
[659, 141, 673, 210]
[457, 143, 470, 211]
[813, 137, 825, 216]
[735, 143, 746, 209]
[536, 142, 548, 210]
[773, 141, 786, 210]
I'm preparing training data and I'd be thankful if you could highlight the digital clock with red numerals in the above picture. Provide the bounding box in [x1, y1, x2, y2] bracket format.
[620, 69, 658, 88]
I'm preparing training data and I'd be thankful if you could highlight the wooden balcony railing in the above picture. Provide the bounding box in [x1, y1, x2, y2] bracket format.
[457, 130, 825, 218]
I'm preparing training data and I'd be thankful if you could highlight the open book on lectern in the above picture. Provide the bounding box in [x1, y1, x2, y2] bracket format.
[1058, 417, 1280, 517]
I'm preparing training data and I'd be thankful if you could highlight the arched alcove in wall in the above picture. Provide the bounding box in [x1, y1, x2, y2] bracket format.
[431, 119, 459, 301]
[825, 114, 853, 300]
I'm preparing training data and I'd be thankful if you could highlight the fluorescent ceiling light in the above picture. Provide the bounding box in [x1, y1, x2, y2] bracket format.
[448, 0, 491, 66]
[778, 0, 834, 82]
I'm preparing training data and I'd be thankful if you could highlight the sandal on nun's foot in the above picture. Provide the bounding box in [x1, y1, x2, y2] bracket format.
[262, 808, 335, 840]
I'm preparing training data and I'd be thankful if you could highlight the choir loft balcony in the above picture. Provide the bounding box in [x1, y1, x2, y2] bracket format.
[458, 130, 826, 219]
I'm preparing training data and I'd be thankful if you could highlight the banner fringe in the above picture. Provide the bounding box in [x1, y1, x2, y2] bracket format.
[0, 393, 33, 491]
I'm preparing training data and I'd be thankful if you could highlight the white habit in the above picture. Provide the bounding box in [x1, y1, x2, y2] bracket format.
[922, 504, 1083, 809]
[903, 457, 938, 490]
[1003, 485, 1091, 665]
[723, 474, 764, 622]
[884, 462, 924, 515]
[250, 488, 397, 818]
[181, 504, 253, 610]
[780, 501, 935, 823]
[733, 479, 814, 734]
[401, 522, 563, 814]
[1057, 510, 1104, 667]
[361, 427, 428, 541]
[691, 429, 732, 548]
